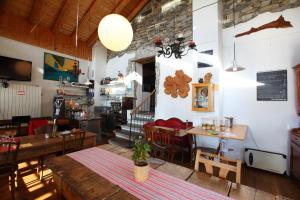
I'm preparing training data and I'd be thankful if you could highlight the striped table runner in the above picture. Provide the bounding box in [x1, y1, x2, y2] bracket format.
[67, 147, 231, 200]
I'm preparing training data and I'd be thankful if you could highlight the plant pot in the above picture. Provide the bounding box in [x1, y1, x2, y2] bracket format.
[134, 163, 149, 182]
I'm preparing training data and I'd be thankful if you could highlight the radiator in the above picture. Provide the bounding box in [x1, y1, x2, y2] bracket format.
[244, 148, 287, 174]
[0, 83, 41, 120]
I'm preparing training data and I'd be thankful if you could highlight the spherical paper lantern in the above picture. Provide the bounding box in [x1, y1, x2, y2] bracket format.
[98, 14, 133, 52]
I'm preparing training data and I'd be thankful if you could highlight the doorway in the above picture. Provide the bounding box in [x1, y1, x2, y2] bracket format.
[135, 56, 156, 113]
[142, 61, 156, 112]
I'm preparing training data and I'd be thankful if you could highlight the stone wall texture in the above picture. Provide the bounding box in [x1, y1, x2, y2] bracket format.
[223, 0, 300, 28]
[107, 0, 300, 59]
[107, 0, 192, 60]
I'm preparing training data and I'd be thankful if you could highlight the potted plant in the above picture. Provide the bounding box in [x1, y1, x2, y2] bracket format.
[132, 139, 151, 182]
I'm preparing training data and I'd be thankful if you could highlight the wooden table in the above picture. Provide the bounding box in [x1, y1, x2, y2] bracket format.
[0, 131, 96, 165]
[187, 124, 248, 140]
[47, 144, 288, 200]
[187, 124, 248, 153]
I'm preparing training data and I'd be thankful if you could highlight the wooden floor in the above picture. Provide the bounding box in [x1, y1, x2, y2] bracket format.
[1, 161, 56, 200]
[241, 166, 300, 199]
[1, 137, 300, 200]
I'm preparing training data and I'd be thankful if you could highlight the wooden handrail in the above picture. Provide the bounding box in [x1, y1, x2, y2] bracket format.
[131, 89, 156, 116]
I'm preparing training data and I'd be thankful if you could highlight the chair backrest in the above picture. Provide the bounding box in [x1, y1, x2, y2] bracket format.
[62, 129, 86, 155]
[143, 126, 158, 142]
[34, 125, 53, 135]
[0, 122, 20, 137]
[194, 150, 242, 184]
[155, 128, 175, 146]
[12, 116, 31, 124]
[56, 118, 70, 131]
[0, 137, 21, 166]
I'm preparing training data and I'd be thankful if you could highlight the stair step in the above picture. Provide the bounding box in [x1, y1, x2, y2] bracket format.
[132, 117, 154, 122]
[120, 125, 142, 133]
[108, 138, 132, 148]
[135, 113, 154, 119]
[128, 120, 152, 127]
[115, 130, 141, 141]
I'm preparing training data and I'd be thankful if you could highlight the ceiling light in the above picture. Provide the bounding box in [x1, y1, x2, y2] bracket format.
[225, 60, 245, 72]
[98, 14, 133, 52]
[225, 0, 245, 72]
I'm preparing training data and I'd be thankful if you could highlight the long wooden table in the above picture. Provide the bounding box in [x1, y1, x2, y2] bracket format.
[46, 144, 289, 200]
[0, 131, 96, 165]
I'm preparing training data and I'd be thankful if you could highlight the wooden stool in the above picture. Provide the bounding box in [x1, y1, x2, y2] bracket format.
[194, 149, 242, 184]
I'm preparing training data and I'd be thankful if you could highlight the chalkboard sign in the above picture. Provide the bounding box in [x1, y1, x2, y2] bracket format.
[257, 70, 287, 101]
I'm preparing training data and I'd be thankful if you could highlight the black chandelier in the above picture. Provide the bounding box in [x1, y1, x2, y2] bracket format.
[154, 35, 197, 59]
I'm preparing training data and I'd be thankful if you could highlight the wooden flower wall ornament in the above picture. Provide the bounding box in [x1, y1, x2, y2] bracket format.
[164, 70, 192, 98]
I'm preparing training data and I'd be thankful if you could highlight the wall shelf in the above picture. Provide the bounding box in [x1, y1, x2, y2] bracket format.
[192, 83, 214, 112]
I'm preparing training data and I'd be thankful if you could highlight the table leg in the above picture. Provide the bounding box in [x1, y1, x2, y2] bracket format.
[52, 173, 63, 200]
[194, 148, 201, 171]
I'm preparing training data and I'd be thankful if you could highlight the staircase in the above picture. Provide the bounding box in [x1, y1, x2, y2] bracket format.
[109, 90, 156, 148]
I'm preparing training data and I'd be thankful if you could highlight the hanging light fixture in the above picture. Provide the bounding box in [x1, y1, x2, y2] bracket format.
[154, 2, 196, 59]
[98, 14, 133, 52]
[225, 0, 245, 72]
[85, 10, 92, 85]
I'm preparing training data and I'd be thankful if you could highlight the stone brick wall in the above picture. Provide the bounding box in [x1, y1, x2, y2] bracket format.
[223, 0, 300, 28]
[107, 0, 192, 60]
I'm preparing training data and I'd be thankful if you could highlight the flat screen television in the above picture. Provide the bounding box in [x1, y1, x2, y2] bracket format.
[0, 55, 32, 81]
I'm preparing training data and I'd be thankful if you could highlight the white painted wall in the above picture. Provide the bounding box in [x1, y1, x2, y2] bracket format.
[156, 0, 223, 149]
[106, 53, 135, 78]
[91, 0, 300, 162]
[222, 7, 300, 156]
[92, 42, 107, 106]
[0, 37, 89, 117]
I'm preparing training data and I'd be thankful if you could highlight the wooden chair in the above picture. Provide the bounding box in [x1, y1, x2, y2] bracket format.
[188, 134, 218, 166]
[56, 118, 70, 132]
[0, 137, 21, 200]
[0, 122, 20, 137]
[12, 115, 31, 136]
[144, 126, 158, 142]
[150, 127, 171, 161]
[194, 149, 242, 184]
[152, 128, 185, 163]
[62, 129, 86, 155]
[34, 124, 53, 135]
[33, 124, 54, 180]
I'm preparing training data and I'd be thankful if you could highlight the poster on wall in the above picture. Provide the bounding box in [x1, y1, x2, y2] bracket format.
[43, 52, 79, 82]
[257, 70, 287, 101]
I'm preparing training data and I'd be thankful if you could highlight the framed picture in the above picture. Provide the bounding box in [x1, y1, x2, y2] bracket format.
[43, 52, 79, 82]
[192, 83, 214, 112]
[257, 70, 287, 101]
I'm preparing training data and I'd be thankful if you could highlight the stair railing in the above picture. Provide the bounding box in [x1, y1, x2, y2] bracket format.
[129, 89, 156, 147]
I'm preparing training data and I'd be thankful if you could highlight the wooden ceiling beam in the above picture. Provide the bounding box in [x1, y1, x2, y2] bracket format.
[86, 30, 99, 47]
[86, 0, 150, 47]
[71, 0, 97, 38]
[0, 12, 91, 60]
[114, 0, 131, 13]
[127, 0, 149, 21]
[52, 0, 70, 33]
[29, 0, 45, 24]
[0, 0, 9, 13]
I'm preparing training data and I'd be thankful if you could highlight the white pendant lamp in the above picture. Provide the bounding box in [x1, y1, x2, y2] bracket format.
[225, 0, 245, 72]
[98, 14, 133, 52]
[225, 43, 245, 72]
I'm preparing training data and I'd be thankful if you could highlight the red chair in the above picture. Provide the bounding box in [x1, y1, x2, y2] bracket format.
[28, 119, 49, 135]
